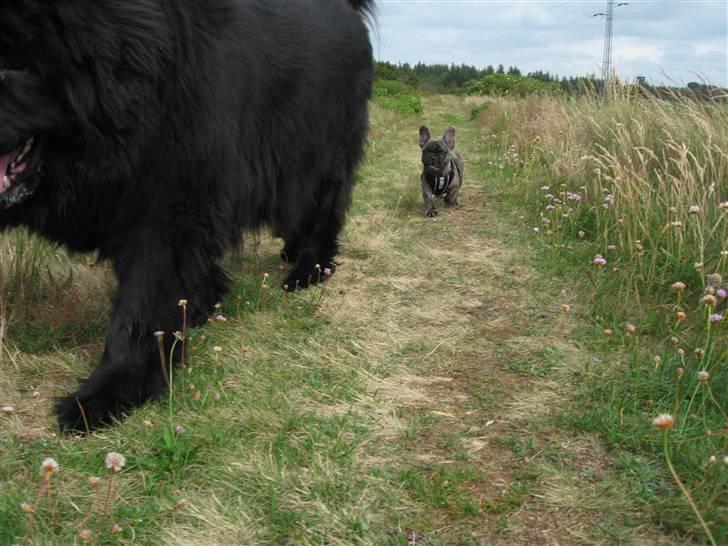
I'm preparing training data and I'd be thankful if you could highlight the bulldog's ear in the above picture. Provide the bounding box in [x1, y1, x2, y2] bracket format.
[418, 125, 431, 149]
[443, 127, 455, 150]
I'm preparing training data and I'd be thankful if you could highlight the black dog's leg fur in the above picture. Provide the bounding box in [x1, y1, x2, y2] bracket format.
[56, 235, 227, 431]
[284, 173, 350, 289]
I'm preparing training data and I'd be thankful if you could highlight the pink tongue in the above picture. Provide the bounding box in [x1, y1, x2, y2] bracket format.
[0, 148, 21, 192]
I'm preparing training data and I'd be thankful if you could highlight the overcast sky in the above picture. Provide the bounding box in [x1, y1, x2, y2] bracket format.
[370, 0, 728, 86]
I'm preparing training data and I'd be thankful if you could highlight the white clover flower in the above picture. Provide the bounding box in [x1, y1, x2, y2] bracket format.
[652, 414, 674, 430]
[105, 452, 126, 473]
[40, 458, 59, 475]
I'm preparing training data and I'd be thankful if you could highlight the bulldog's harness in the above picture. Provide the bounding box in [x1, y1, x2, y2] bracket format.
[424, 160, 457, 196]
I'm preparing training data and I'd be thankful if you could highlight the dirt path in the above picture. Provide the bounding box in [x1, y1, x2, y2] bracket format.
[323, 95, 673, 544]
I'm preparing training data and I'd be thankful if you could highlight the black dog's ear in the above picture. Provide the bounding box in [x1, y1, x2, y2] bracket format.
[443, 127, 456, 150]
[418, 125, 431, 149]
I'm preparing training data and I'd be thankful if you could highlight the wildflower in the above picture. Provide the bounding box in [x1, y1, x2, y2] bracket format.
[668, 206, 677, 213]
[708, 455, 717, 465]
[283, 284, 289, 291]
[694, 262, 704, 270]
[545, 204, 555, 211]
[1, 405, 14, 416]
[79, 530, 93, 543]
[20, 502, 33, 513]
[567, 192, 582, 202]
[688, 205, 701, 214]
[607, 245, 616, 251]
[604, 194, 614, 205]
[541, 217, 550, 225]
[676, 311, 686, 322]
[177, 299, 188, 307]
[697, 370, 709, 384]
[214, 314, 227, 323]
[669, 337, 679, 346]
[672, 281, 686, 293]
[323, 267, 333, 277]
[706, 273, 723, 287]
[41, 458, 59, 475]
[722, 250, 728, 257]
[212, 346, 222, 353]
[603, 329, 613, 338]
[717, 288, 727, 300]
[670, 221, 683, 228]
[175, 425, 186, 435]
[88, 476, 102, 487]
[703, 294, 717, 306]
[724, 456, 728, 465]
[111, 524, 122, 535]
[560, 304, 570, 313]
[720, 201, 728, 211]
[677, 367, 684, 377]
[625, 323, 637, 335]
[532, 227, 540, 233]
[578, 230, 585, 238]
[32, 391, 40, 399]
[540, 185, 550, 191]
[105, 452, 126, 473]
[545, 193, 554, 200]
[153, 330, 165, 339]
[677, 348, 685, 356]
[709, 313, 723, 323]
[652, 414, 674, 431]
[593, 254, 607, 266]
[653, 356, 662, 365]
[694, 348, 705, 358]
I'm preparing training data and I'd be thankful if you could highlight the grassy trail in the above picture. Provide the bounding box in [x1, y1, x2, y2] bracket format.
[1, 96, 679, 545]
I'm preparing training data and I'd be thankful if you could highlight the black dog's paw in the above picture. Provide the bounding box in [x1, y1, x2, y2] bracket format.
[426, 208, 438, 217]
[55, 393, 122, 434]
[283, 262, 335, 291]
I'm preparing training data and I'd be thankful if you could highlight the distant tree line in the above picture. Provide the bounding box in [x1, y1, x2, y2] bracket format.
[374, 61, 726, 99]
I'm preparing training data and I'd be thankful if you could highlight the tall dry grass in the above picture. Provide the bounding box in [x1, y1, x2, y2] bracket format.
[476, 90, 727, 541]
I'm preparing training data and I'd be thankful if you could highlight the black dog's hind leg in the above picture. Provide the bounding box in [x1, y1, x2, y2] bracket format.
[55, 236, 227, 432]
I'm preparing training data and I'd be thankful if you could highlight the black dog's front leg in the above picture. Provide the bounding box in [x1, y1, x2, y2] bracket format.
[55, 236, 225, 432]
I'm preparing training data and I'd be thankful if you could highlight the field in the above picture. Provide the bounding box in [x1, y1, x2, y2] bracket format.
[0, 90, 726, 545]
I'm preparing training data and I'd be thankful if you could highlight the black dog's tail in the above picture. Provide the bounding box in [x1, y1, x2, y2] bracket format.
[347, 0, 375, 15]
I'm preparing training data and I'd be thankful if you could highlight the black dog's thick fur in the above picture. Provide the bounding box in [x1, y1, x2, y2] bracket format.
[0, 0, 373, 431]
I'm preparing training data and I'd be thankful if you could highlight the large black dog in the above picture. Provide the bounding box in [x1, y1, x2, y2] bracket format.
[0, 0, 374, 431]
